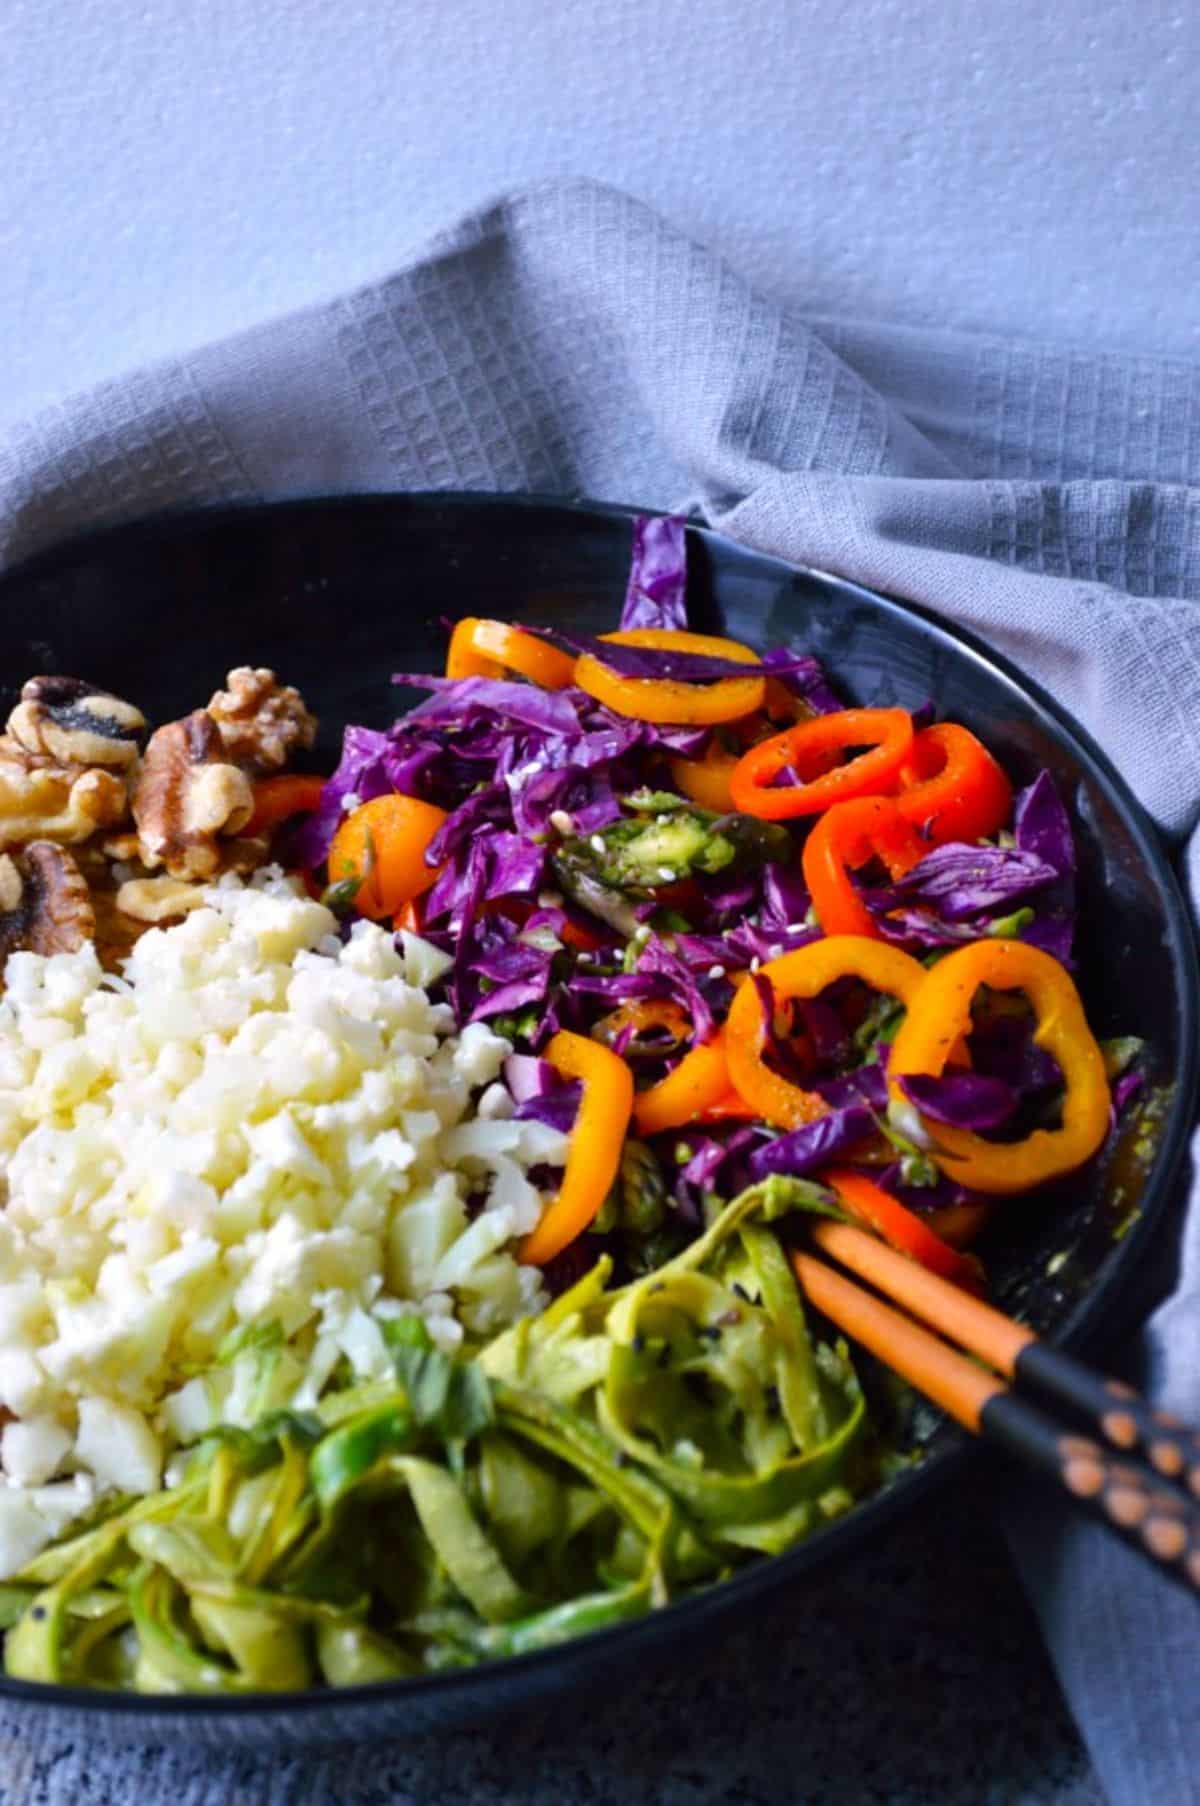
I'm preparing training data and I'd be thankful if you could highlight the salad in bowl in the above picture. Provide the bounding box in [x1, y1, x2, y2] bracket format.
[0, 514, 1142, 1694]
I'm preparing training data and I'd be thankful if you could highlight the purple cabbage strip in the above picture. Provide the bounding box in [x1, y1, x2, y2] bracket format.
[899, 1072, 1018, 1132]
[291, 724, 397, 867]
[759, 647, 843, 715]
[870, 841, 1059, 924]
[513, 1082, 583, 1134]
[619, 514, 690, 631]
[1013, 771, 1077, 961]
[721, 919, 821, 967]
[396, 675, 584, 739]
[1112, 1069, 1145, 1121]
[551, 635, 834, 686]
[471, 943, 550, 984]
[628, 940, 718, 1044]
[675, 1126, 764, 1220]
[1014, 772, 1074, 878]
[968, 1013, 1062, 1095]
[427, 784, 513, 862]
[503, 1054, 558, 1102]
[813, 1062, 889, 1113]
[746, 1105, 876, 1180]
[470, 971, 551, 1022]
[871, 1161, 985, 1215]
[700, 873, 760, 919]
[760, 862, 812, 930]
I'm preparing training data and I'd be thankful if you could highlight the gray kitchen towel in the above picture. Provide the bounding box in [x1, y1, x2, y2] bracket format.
[1, 177, 1198, 1803]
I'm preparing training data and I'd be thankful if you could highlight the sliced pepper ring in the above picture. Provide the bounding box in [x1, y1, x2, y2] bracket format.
[247, 773, 328, 837]
[446, 617, 577, 689]
[519, 1030, 635, 1266]
[729, 708, 914, 820]
[592, 999, 692, 1057]
[802, 795, 928, 939]
[668, 744, 738, 813]
[327, 793, 448, 920]
[632, 1033, 732, 1137]
[575, 629, 765, 726]
[821, 1167, 985, 1293]
[724, 936, 928, 1129]
[895, 723, 1013, 845]
[887, 938, 1111, 1195]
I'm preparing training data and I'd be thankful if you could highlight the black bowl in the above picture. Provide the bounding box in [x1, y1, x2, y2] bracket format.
[0, 492, 1194, 1745]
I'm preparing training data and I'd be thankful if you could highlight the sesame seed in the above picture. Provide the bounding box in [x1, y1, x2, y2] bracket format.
[707, 964, 727, 980]
[657, 867, 676, 883]
[549, 810, 573, 835]
[750, 956, 761, 972]
[537, 890, 563, 908]
[340, 792, 361, 814]
[590, 835, 605, 853]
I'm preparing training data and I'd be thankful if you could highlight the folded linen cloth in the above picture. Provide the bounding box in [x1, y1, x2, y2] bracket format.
[2, 177, 1198, 1804]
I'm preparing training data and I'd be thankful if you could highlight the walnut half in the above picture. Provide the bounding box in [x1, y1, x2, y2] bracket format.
[132, 711, 255, 881]
[116, 876, 206, 923]
[0, 843, 95, 959]
[7, 676, 146, 771]
[0, 743, 128, 850]
[207, 668, 317, 774]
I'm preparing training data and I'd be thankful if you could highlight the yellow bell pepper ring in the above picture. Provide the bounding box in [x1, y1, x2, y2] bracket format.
[519, 1031, 635, 1266]
[574, 629, 765, 726]
[887, 938, 1111, 1195]
[446, 617, 577, 689]
[725, 936, 928, 1129]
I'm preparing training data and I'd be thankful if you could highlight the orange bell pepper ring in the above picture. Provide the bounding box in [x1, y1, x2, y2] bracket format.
[593, 999, 692, 1051]
[632, 1034, 733, 1137]
[888, 938, 1110, 1195]
[668, 744, 738, 813]
[519, 1030, 635, 1266]
[446, 617, 577, 689]
[247, 773, 328, 837]
[729, 708, 914, 820]
[895, 723, 1013, 845]
[574, 629, 765, 726]
[802, 796, 928, 939]
[327, 793, 447, 921]
[725, 936, 928, 1128]
[821, 1167, 985, 1293]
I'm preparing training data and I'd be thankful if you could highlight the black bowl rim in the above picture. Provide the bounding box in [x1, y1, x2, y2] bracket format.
[0, 489, 1195, 1722]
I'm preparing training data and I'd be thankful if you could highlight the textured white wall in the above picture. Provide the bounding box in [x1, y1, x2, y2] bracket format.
[3, 0, 1196, 428]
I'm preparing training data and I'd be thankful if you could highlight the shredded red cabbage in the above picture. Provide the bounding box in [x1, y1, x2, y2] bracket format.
[284, 508, 1109, 1288]
[619, 514, 690, 630]
[759, 646, 844, 715]
[899, 1072, 1018, 1132]
[513, 1082, 583, 1134]
[746, 1105, 876, 1179]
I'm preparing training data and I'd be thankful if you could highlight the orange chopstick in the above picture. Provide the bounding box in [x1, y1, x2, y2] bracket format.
[790, 1249, 1005, 1433]
[809, 1219, 1036, 1377]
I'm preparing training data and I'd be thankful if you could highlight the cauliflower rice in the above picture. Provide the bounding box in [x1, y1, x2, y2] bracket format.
[0, 870, 564, 1575]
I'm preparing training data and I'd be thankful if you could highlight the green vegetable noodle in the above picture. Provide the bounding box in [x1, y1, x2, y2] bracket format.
[2, 1185, 879, 1692]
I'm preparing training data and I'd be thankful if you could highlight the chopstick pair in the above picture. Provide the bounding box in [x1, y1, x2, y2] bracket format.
[794, 1221, 1200, 1594]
